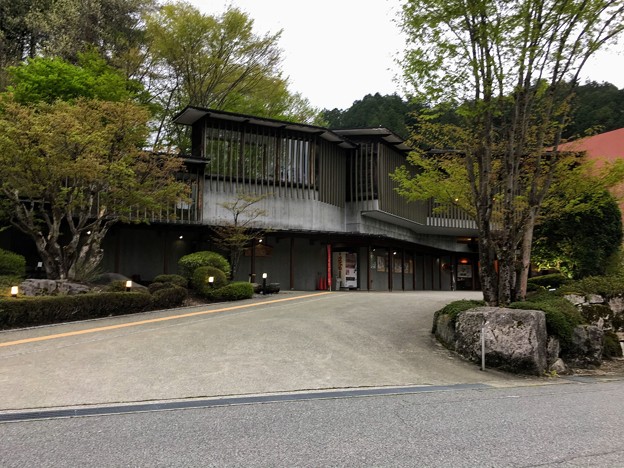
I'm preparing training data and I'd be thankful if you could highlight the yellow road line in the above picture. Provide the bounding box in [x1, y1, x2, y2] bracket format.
[0, 292, 332, 348]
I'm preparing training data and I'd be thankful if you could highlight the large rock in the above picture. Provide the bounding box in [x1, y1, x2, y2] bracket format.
[19, 279, 91, 296]
[455, 307, 548, 375]
[565, 325, 603, 368]
[434, 314, 456, 348]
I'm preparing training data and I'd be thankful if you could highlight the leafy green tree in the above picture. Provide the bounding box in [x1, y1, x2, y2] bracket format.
[533, 163, 624, 278]
[564, 81, 624, 139]
[321, 93, 417, 138]
[7, 52, 141, 104]
[0, 95, 187, 280]
[395, 0, 624, 305]
[145, 3, 318, 150]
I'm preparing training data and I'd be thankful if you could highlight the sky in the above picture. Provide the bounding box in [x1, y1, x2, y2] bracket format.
[191, 0, 624, 111]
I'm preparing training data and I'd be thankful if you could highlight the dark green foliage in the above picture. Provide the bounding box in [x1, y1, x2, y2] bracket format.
[148, 282, 171, 294]
[151, 285, 188, 309]
[107, 280, 129, 292]
[192, 266, 228, 293]
[320, 93, 417, 139]
[431, 299, 486, 334]
[533, 188, 622, 279]
[178, 251, 231, 278]
[153, 274, 188, 288]
[602, 330, 623, 359]
[209, 282, 254, 301]
[527, 274, 571, 289]
[510, 291, 583, 353]
[0, 249, 26, 278]
[0, 275, 22, 297]
[559, 276, 624, 299]
[581, 304, 613, 325]
[0, 285, 188, 329]
[564, 82, 624, 139]
[0, 293, 153, 329]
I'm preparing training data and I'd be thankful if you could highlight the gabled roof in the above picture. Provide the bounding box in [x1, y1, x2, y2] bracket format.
[557, 128, 624, 162]
[173, 106, 357, 149]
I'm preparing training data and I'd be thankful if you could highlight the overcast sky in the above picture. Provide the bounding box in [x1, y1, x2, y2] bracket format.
[191, 0, 624, 111]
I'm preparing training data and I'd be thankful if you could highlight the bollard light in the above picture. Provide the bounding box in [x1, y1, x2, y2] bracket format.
[208, 276, 215, 287]
[262, 273, 268, 295]
[10, 286, 18, 298]
[125, 280, 132, 292]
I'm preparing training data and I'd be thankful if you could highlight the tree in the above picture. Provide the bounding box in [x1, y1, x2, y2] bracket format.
[532, 164, 623, 278]
[0, 95, 187, 280]
[564, 81, 624, 139]
[213, 193, 267, 279]
[396, 0, 624, 305]
[145, 3, 318, 151]
[321, 93, 417, 138]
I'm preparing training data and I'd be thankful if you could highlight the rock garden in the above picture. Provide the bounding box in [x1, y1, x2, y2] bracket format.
[433, 273, 624, 376]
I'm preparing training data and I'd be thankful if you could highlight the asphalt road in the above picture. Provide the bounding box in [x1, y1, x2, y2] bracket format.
[0, 290, 527, 410]
[2, 380, 624, 467]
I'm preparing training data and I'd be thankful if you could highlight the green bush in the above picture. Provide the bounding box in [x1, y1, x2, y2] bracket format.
[603, 330, 623, 359]
[0, 292, 153, 329]
[432, 299, 486, 334]
[559, 275, 624, 299]
[107, 280, 128, 292]
[510, 291, 583, 353]
[192, 266, 228, 293]
[178, 251, 230, 278]
[527, 273, 570, 289]
[0, 249, 26, 278]
[153, 274, 188, 288]
[148, 282, 172, 294]
[151, 285, 188, 309]
[213, 282, 254, 301]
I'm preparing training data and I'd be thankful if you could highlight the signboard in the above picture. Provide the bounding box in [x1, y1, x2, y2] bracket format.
[457, 264, 473, 278]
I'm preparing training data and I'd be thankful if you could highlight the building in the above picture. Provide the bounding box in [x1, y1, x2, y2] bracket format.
[94, 107, 480, 291]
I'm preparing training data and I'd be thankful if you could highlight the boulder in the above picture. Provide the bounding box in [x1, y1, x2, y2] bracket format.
[549, 358, 569, 375]
[564, 325, 603, 368]
[588, 294, 604, 304]
[19, 279, 91, 296]
[608, 296, 624, 314]
[434, 314, 456, 348]
[547, 336, 561, 366]
[564, 294, 586, 306]
[455, 307, 548, 375]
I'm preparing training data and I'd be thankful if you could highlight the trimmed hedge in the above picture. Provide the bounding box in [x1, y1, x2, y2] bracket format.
[151, 285, 188, 309]
[192, 266, 228, 292]
[0, 249, 26, 278]
[153, 274, 188, 288]
[603, 330, 623, 359]
[178, 251, 230, 278]
[0, 287, 188, 329]
[215, 282, 254, 301]
[0, 275, 22, 297]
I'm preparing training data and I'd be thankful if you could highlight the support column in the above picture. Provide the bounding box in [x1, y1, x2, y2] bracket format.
[367, 245, 371, 291]
[388, 250, 393, 292]
[290, 237, 295, 290]
[401, 250, 406, 291]
[250, 238, 256, 283]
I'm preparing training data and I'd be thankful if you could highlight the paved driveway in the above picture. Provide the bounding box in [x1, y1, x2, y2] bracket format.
[0, 291, 531, 410]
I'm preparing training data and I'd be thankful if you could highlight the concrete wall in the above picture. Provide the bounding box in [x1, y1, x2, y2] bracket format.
[204, 186, 345, 232]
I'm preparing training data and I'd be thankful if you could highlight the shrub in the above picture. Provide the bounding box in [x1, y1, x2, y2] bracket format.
[192, 266, 228, 293]
[148, 282, 172, 294]
[432, 299, 486, 334]
[153, 274, 188, 288]
[107, 280, 128, 292]
[603, 330, 623, 359]
[213, 282, 254, 301]
[0, 249, 26, 278]
[0, 292, 153, 329]
[151, 285, 188, 309]
[510, 291, 583, 353]
[527, 273, 570, 289]
[178, 251, 230, 278]
[559, 275, 624, 299]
